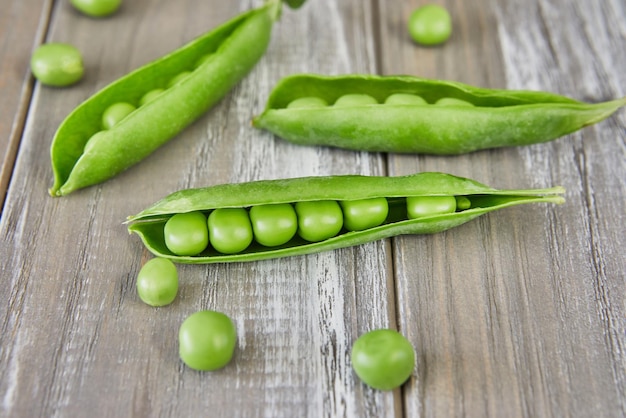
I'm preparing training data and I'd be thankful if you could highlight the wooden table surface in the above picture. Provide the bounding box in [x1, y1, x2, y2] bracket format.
[1, 0, 625, 417]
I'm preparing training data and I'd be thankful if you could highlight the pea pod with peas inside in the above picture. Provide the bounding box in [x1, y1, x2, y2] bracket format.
[126, 172, 565, 264]
[252, 74, 626, 154]
[49, 0, 286, 197]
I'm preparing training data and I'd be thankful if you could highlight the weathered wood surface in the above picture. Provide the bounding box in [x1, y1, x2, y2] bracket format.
[0, 0, 624, 417]
[0, 0, 51, 207]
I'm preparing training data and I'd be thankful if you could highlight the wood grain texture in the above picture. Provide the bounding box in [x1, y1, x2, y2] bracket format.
[0, 0, 624, 417]
[0, 0, 52, 208]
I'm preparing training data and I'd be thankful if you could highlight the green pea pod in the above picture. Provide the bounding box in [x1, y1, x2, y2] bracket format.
[49, 0, 282, 197]
[252, 74, 626, 154]
[126, 172, 565, 264]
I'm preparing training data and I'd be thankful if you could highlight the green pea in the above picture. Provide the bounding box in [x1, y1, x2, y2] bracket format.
[435, 97, 474, 107]
[139, 89, 165, 106]
[70, 0, 122, 17]
[287, 97, 329, 109]
[340, 198, 389, 231]
[179, 310, 236, 371]
[208, 208, 253, 254]
[30, 43, 84, 87]
[295, 200, 343, 242]
[164, 211, 209, 256]
[167, 71, 192, 88]
[407, 195, 457, 219]
[351, 329, 415, 391]
[408, 4, 452, 46]
[334, 94, 378, 107]
[455, 196, 472, 210]
[249, 204, 297, 247]
[83, 131, 107, 154]
[284, 0, 307, 9]
[384, 93, 427, 105]
[102, 102, 136, 129]
[136, 258, 178, 307]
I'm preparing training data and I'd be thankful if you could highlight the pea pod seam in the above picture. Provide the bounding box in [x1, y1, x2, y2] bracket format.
[50, 0, 282, 196]
[252, 74, 626, 154]
[126, 172, 565, 264]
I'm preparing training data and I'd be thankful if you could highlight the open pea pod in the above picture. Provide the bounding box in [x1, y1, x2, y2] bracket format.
[252, 74, 626, 154]
[126, 172, 565, 264]
[49, 0, 283, 197]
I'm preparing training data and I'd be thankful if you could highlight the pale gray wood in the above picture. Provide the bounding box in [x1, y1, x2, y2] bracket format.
[0, 0, 52, 207]
[1, 0, 624, 417]
[0, 0, 397, 417]
[378, 0, 626, 417]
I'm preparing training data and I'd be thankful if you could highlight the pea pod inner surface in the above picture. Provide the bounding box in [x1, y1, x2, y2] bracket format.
[50, 0, 282, 196]
[252, 74, 626, 154]
[127, 172, 565, 264]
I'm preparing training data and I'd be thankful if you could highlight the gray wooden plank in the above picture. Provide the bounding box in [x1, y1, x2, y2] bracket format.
[0, 0, 52, 209]
[0, 0, 400, 417]
[377, 0, 625, 417]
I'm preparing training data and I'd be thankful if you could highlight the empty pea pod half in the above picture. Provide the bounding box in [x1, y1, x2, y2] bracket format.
[252, 74, 626, 154]
[49, 0, 286, 197]
[126, 172, 565, 264]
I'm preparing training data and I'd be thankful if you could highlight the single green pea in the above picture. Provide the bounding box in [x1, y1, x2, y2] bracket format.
[295, 200, 343, 242]
[167, 71, 192, 88]
[30, 43, 84, 87]
[284, 0, 307, 9]
[102, 102, 136, 129]
[83, 131, 107, 154]
[408, 4, 452, 46]
[287, 97, 329, 109]
[70, 0, 122, 17]
[249, 204, 298, 247]
[139, 89, 165, 106]
[340, 198, 389, 231]
[435, 97, 474, 107]
[164, 211, 209, 256]
[455, 196, 472, 210]
[136, 257, 178, 307]
[179, 310, 237, 371]
[351, 329, 415, 391]
[334, 94, 378, 107]
[407, 195, 457, 219]
[208, 208, 253, 254]
[384, 93, 427, 105]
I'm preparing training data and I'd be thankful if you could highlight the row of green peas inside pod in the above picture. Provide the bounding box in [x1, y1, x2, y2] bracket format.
[163, 194, 471, 257]
[84, 54, 214, 153]
[287, 92, 474, 109]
